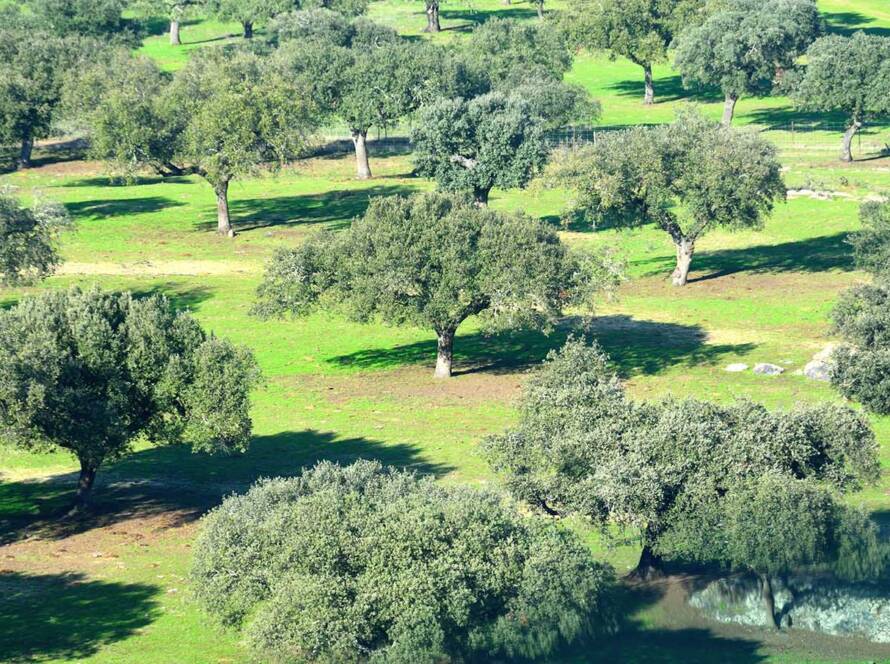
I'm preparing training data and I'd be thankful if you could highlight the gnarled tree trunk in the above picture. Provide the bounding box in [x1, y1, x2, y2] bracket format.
[841, 117, 862, 162]
[170, 19, 181, 45]
[722, 93, 738, 126]
[18, 133, 33, 169]
[759, 574, 781, 630]
[643, 64, 655, 106]
[215, 178, 233, 236]
[71, 459, 98, 513]
[435, 328, 456, 378]
[242, 21, 253, 39]
[425, 2, 440, 33]
[352, 130, 372, 179]
[628, 524, 665, 580]
[672, 237, 695, 287]
[536, 1, 544, 19]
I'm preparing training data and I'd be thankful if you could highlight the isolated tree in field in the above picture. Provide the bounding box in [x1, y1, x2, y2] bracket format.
[0, 194, 70, 285]
[412, 93, 550, 205]
[793, 32, 890, 162]
[192, 460, 616, 662]
[205, 0, 296, 38]
[254, 193, 613, 378]
[279, 34, 437, 179]
[661, 473, 886, 629]
[485, 339, 880, 579]
[136, 0, 199, 45]
[550, 110, 785, 285]
[0, 30, 94, 169]
[674, 0, 821, 125]
[72, 50, 319, 235]
[562, 0, 705, 105]
[0, 287, 259, 510]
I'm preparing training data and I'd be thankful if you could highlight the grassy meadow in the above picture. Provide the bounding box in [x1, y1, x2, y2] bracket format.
[3, 1, 890, 662]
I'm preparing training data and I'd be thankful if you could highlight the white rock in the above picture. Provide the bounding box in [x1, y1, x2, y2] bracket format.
[725, 363, 749, 373]
[813, 343, 838, 363]
[804, 360, 832, 382]
[754, 363, 785, 376]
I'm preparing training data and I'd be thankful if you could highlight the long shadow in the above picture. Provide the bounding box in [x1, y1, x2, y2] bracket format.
[200, 184, 419, 233]
[745, 105, 890, 130]
[311, 137, 413, 160]
[823, 11, 890, 37]
[608, 75, 725, 105]
[440, 7, 538, 31]
[64, 175, 195, 188]
[0, 571, 161, 662]
[0, 429, 452, 545]
[329, 315, 756, 378]
[65, 196, 185, 221]
[130, 282, 216, 311]
[673, 233, 856, 283]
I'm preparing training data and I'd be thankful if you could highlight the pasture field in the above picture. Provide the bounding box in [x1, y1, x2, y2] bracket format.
[3, 1, 890, 662]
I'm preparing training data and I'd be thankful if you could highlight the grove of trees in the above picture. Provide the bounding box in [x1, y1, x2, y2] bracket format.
[0, 287, 259, 509]
[192, 460, 616, 662]
[253, 192, 616, 377]
[550, 110, 786, 285]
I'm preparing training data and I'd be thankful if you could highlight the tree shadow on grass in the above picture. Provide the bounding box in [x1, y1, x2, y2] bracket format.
[0, 139, 88, 174]
[607, 75, 725, 105]
[64, 175, 195, 188]
[439, 7, 538, 31]
[200, 184, 420, 234]
[328, 315, 756, 379]
[823, 11, 890, 37]
[744, 105, 890, 130]
[0, 429, 452, 545]
[65, 196, 186, 221]
[311, 137, 413, 160]
[0, 571, 161, 663]
[130, 282, 216, 311]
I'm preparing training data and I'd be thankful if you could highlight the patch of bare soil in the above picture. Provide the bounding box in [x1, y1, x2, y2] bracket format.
[629, 574, 890, 661]
[292, 365, 525, 408]
[57, 260, 257, 277]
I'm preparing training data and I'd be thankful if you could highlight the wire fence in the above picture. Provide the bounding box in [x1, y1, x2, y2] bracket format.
[545, 123, 890, 161]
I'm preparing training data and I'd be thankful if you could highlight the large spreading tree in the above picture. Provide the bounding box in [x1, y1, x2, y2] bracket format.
[549, 110, 785, 285]
[68, 49, 320, 235]
[674, 0, 822, 125]
[253, 192, 615, 378]
[484, 339, 880, 579]
[561, 0, 705, 105]
[192, 460, 616, 662]
[0, 194, 70, 285]
[0, 287, 259, 510]
[205, 0, 296, 39]
[792, 32, 890, 162]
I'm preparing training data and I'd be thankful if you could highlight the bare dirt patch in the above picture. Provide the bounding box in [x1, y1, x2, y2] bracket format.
[57, 260, 257, 277]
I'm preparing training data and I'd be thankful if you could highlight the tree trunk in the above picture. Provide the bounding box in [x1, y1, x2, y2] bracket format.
[643, 64, 655, 106]
[242, 21, 253, 39]
[722, 93, 738, 126]
[473, 186, 491, 206]
[352, 130, 372, 179]
[628, 543, 665, 581]
[71, 460, 98, 513]
[170, 19, 181, 45]
[215, 179, 233, 236]
[759, 574, 781, 630]
[18, 133, 33, 169]
[434, 328, 456, 378]
[425, 3, 440, 33]
[841, 118, 862, 162]
[536, 1, 544, 19]
[671, 237, 695, 287]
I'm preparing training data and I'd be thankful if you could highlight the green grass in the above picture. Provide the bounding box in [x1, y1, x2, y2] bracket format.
[3, 1, 890, 662]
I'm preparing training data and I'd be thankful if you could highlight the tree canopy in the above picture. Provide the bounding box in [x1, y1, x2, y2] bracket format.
[28, 0, 130, 39]
[549, 110, 785, 285]
[205, 0, 297, 38]
[0, 286, 259, 509]
[561, 0, 706, 105]
[0, 193, 70, 286]
[484, 339, 880, 580]
[68, 48, 320, 235]
[792, 32, 890, 161]
[674, 0, 821, 125]
[253, 192, 616, 377]
[192, 460, 616, 662]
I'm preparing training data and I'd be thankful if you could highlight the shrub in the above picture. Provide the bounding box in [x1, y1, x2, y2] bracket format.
[191, 461, 615, 663]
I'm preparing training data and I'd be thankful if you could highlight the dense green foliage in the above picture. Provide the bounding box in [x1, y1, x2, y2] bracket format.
[28, 0, 130, 39]
[485, 339, 880, 578]
[192, 460, 615, 663]
[254, 192, 614, 377]
[793, 32, 890, 161]
[674, 0, 822, 125]
[850, 197, 890, 278]
[205, 0, 297, 38]
[69, 48, 319, 234]
[550, 110, 786, 285]
[0, 193, 69, 285]
[0, 286, 259, 507]
[561, 0, 705, 104]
